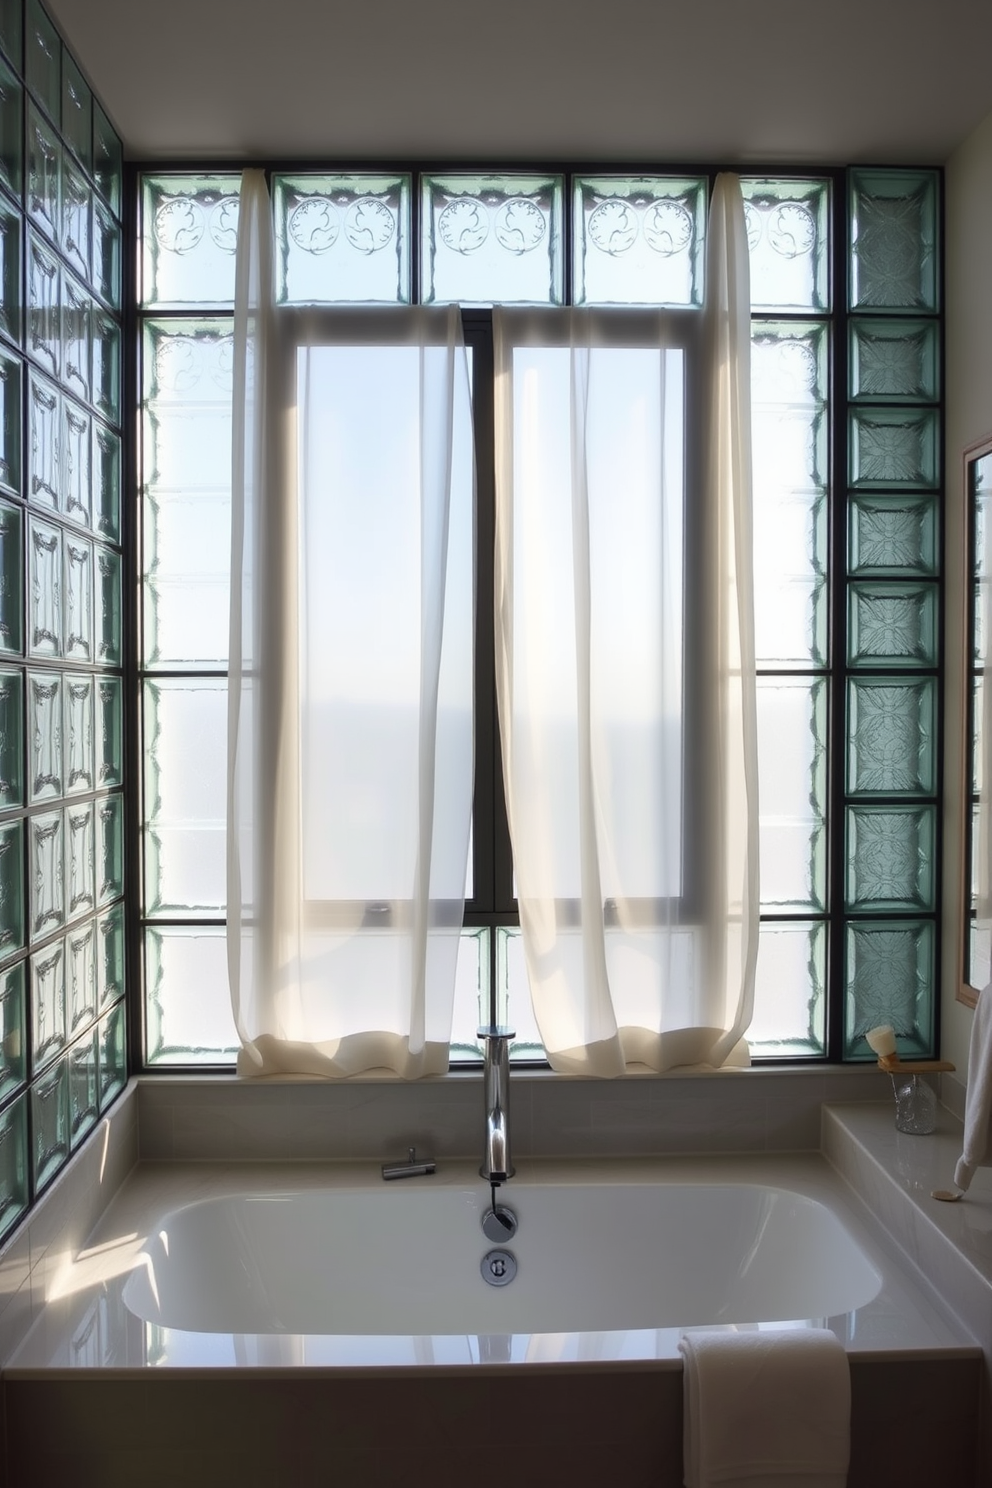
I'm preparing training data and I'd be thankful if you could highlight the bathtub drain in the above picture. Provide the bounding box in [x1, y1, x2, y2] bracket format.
[481, 1248, 517, 1287]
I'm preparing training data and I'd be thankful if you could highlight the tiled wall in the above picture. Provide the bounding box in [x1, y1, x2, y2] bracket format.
[0, 0, 126, 1249]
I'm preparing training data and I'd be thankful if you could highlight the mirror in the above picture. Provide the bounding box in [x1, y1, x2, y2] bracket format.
[962, 437, 992, 1007]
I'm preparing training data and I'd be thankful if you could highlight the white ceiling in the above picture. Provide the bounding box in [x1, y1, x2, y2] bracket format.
[44, 0, 992, 166]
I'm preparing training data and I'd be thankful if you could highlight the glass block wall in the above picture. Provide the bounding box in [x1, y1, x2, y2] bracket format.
[0, 0, 125, 1242]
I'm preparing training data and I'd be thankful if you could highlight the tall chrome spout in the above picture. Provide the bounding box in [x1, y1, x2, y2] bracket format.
[478, 1024, 515, 1184]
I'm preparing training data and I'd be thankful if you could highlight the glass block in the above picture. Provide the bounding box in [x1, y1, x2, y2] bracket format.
[96, 791, 121, 907]
[742, 178, 830, 312]
[27, 669, 61, 800]
[847, 677, 936, 796]
[31, 1052, 68, 1190]
[96, 901, 123, 1009]
[422, 172, 563, 307]
[97, 998, 125, 1106]
[848, 495, 938, 577]
[28, 515, 61, 656]
[0, 1093, 27, 1239]
[28, 374, 59, 515]
[273, 172, 411, 306]
[746, 920, 826, 1056]
[0, 199, 21, 346]
[850, 169, 938, 313]
[96, 675, 121, 788]
[0, 57, 21, 201]
[846, 803, 935, 913]
[449, 926, 490, 1060]
[143, 678, 226, 915]
[92, 99, 121, 217]
[0, 348, 17, 499]
[64, 673, 93, 794]
[96, 546, 120, 664]
[61, 52, 91, 173]
[30, 934, 63, 1070]
[849, 318, 938, 403]
[61, 276, 90, 405]
[28, 807, 62, 940]
[93, 421, 120, 542]
[757, 677, 827, 912]
[62, 400, 90, 527]
[850, 407, 938, 490]
[26, 101, 59, 244]
[25, 0, 59, 122]
[63, 532, 92, 660]
[844, 920, 934, 1058]
[69, 1023, 98, 1147]
[0, 497, 20, 655]
[847, 581, 938, 668]
[0, 960, 24, 1098]
[494, 925, 546, 1062]
[142, 173, 241, 308]
[144, 925, 239, 1064]
[0, 0, 20, 70]
[0, 668, 21, 808]
[65, 799, 94, 920]
[92, 198, 121, 310]
[26, 230, 59, 379]
[143, 489, 230, 669]
[572, 175, 705, 307]
[0, 817, 21, 958]
[60, 157, 90, 285]
[92, 309, 120, 426]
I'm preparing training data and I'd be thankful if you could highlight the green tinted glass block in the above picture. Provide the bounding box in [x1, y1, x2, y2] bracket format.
[97, 675, 121, 787]
[0, 669, 22, 809]
[64, 533, 94, 660]
[849, 318, 938, 403]
[25, 0, 59, 122]
[92, 309, 120, 425]
[572, 175, 705, 308]
[60, 52, 91, 173]
[31, 1051, 68, 1189]
[0, 57, 22, 201]
[30, 933, 63, 1069]
[0, 499, 20, 655]
[27, 670, 60, 801]
[747, 920, 826, 1057]
[93, 198, 120, 310]
[0, 1092, 27, 1239]
[92, 99, 121, 217]
[61, 156, 90, 285]
[850, 169, 938, 313]
[28, 806, 62, 939]
[847, 677, 936, 796]
[26, 231, 59, 381]
[850, 407, 938, 490]
[0, 347, 19, 493]
[96, 901, 122, 1009]
[97, 791, 121, 906]
[449, 927, 489, 1060]
[142, 174, 240, 308]
[757, 677, 827, 912]
[97, 998, 124, 1107]
[0, 818, 23, 959]
[28, 516, 60, 656]
[61, 282, 90, 413]
[846, 804, 935, 912]
[93, 421, 120, 541]
[62, 400, 91, 527]
[422, 172, 563, 307]
[26, 101, 59, 246]
[69, 1023, 98, 1146]
[741, 178, 830, 312]
[0, 201, 21, 347]
[144, 925, 236, 1064]
[65, 799, 94, 920]
[0, 0, 21, 70]
[0, 960, 24, 1098]
[28, 372, 57, 510]
[97, 546, 120, 663]
[844, 920, 934, 1058]
[66, 920, 95, 1034]
[847, 581, 938, 668]
[849, 495, 938, 577]
[273, 172, 411, 306]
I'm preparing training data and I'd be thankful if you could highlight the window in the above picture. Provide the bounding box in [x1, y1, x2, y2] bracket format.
[136, 165, 943, 1068]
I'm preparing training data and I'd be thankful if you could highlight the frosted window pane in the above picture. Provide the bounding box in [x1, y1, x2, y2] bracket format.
[273, 173, 410, 305]
[145, 927, 237, 1064]
[757, 678, 827, 913]
[143, 679, 227, 916]
[747, 921, 826, 1055]
[422, 173, 563, 306]
[573, 176, 705, 307]
[141, 174, 241, 309]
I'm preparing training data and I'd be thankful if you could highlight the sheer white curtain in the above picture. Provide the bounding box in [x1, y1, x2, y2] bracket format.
[493, 173, 757, 1076]
[228, 170, 475, 1078]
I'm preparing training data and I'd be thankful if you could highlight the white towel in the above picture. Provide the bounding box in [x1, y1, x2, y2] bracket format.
[954, 983, 992, 1192]
[679, 1327, 850, 1488]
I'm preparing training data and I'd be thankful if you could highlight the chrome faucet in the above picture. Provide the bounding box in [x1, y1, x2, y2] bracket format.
[478, 1024, 515, 1186]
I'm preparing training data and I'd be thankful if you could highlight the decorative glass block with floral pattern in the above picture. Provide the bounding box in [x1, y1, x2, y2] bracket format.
[28, 808, 63, 940]
[0, 669, 21, 811]
[847, 676, 935, 796]
[742, 178, 830, 312]
[844, 920, 934, 1058]
[28, 670, 61, 801]
[747, 921, 826, 1056]
[0, 961, 24, 1099]
[850, 169, 938, 313]
[848, 495, 938, 577]
[31, 1052, 68, 1188]
[30, 935, 64, 1071]
[61, 52, 91, 173]
[273, 173, 411, 305]
[849, 318, 938, 403]
[142, 174, 241, 308]
[25, 0, 59, 123]
[847, 581, 938, 668]
[93, 100, 122, 218]
[850, 407, 938, 490]
[846, 804, 935, 912]
[0, 199, 21, 347]
[0, 58, 21, 201]
[422, 173, 563, 306]
[573, 176, 705, 307]
[69, 1024, 98, 1147]
[98, 999, 125, 1106]
[0, 819, 22, 961]
[0, 1092, 26, 1240]
[0, 500, 20, 655]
